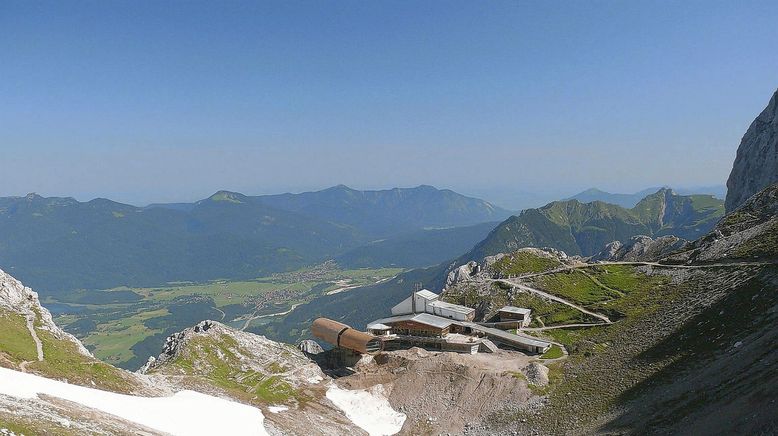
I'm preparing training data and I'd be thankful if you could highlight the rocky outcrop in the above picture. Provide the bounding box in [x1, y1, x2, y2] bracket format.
[0, 268, 91, 357]
[446, 247, 570, 288]
[590, 235, 687, 262]
[297, 339, 324, 355]
[725, 89, 778, 212]
[522, 361, 550, 386]
[665, 182, 778, 263]
[139, 320, 374, 435]
[445, 260, 483, 288]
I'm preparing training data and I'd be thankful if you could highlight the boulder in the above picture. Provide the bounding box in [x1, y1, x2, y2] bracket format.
[298, 339, 324, 355]
[522, 362, 549, 386]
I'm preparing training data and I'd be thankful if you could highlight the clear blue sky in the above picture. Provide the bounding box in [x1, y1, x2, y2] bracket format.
[2, 1, 777, 208]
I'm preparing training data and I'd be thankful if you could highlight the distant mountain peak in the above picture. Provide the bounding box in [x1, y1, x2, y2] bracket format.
[579, 188, 608, 194]
[330, 184, 354, 190]
[206, 190, 246, 203]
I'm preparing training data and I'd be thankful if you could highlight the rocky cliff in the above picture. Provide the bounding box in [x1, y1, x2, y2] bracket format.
[0, 268, 118, 372]
[590, 235, 686, 262]
[665, 182, 778, 264]
[725, 89, 778, 212]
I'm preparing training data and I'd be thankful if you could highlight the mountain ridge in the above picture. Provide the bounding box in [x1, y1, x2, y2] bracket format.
[0, 185, 506, 294]
[461, 188, 724, 262]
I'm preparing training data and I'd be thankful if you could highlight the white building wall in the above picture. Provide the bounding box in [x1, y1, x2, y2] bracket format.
[391, 292, 440, 315]
[391, 297, 413, 315]
[430, 305, 469, 321]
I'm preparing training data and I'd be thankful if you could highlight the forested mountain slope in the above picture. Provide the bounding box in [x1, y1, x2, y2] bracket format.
[253, 184, 511, 237]
[462, 188, 723, 261]
[0, 185, 505, 294]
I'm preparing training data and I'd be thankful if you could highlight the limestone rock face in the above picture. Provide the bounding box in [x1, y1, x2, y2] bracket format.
[665, 182, 778, 263]
[0, 268, 91, 356]
[725, 89, 778, 212]
[445, 260, 482, 288]
[590, 235, 686, 262]
[297, 339, 324, 355]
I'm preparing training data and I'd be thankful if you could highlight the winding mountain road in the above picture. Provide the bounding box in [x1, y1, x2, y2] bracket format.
[515, 260, 773, 280]
[522, 323, 607, 331]
[489, 259, 776, 334]
[489, 279, 613, 324]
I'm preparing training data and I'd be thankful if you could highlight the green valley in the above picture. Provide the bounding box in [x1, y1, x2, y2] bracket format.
[46, 264, 402, 369]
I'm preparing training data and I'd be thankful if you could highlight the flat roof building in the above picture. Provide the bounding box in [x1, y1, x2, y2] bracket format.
[391, 289, 475, 321]
[498, 306, 532, 327]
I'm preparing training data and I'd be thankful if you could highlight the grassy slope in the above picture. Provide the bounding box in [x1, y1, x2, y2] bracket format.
[508, 265, 777, 434]
[0, 308, 138, 394]
[531, 270, 622, 305]
[151, 332, 306, 405]
[491, 250, 562, 276]
[0, 312, 38, 365]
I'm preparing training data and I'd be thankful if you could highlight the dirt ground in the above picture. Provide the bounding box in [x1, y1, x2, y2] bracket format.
[338, 348, 535, 435]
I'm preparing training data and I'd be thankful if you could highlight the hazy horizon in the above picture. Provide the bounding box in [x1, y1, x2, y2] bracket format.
[3, 1, 776, 208]
[2, 182, 728, 212]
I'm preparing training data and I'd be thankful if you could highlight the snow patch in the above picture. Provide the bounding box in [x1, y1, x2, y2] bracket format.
[326, 384, 406, 436]
[267, 405, 288, 413]
[0, 367, 268, 436]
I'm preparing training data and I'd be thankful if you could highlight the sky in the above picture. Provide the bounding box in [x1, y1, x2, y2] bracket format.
[1, 1, 777, 209]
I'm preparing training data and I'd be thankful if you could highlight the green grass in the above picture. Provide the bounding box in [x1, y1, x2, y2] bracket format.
[165, 333, 305, 404]
[80, 308, 167, 364]
[515, 266, 682, 431]
[52, 265, 403, 367]
[689, 195, 725, 213]
[126, 267, 403, 307]
[0, 310, 38, 365]
[540, 345, 564, 359]
[733, 220, 778, 258]
[586, 265, 656, 295]
[492, 251, 562, 276]
[532, 270, 621, 305]
[29, 328, 137, 394]
[0, 414, 79, 436]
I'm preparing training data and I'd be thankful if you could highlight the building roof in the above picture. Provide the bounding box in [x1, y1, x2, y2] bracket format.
[429, 300, 476, 315]
[461, 322, 551, 349]
[367, 323, 391, 330]
[369, 313, 456, 330]
[499, 306, 531, 315]
[415, 289, 439, 301]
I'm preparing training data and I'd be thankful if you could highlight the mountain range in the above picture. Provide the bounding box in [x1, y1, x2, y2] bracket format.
[250, 188, 725, 344]
[0, 186, 510, 294]
[461, 187, 724, 262]
[566, 185, 726, 209]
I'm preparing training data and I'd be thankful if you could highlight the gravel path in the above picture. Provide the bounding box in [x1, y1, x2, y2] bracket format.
[516, 260, 775, 280]
[523, 323, 607, 331]
[19, 312, 44, 372]
[490, 279, 613, 324]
